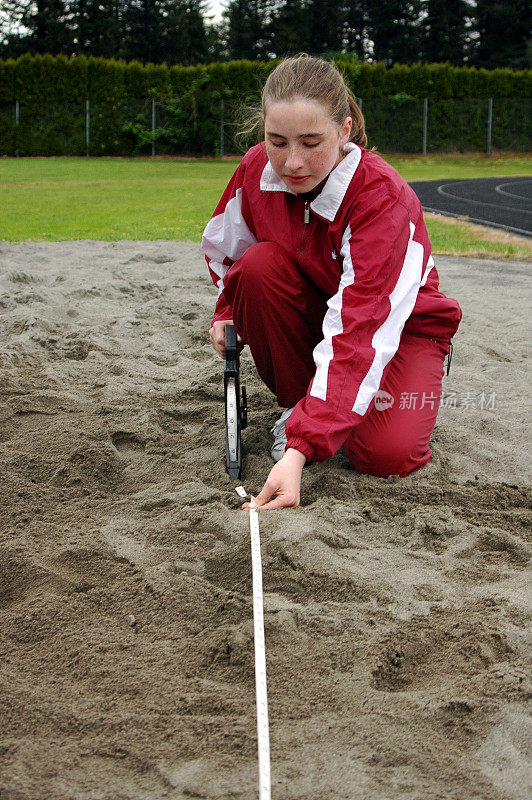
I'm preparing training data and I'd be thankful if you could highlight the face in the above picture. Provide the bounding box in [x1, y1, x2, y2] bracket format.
[264, 98, 352, 194]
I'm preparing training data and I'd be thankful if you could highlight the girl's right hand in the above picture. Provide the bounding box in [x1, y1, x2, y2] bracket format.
[209, 319, 243, 359]
[241, 448, 306, 510]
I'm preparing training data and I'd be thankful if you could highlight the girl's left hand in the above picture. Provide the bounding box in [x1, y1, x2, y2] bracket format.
[242, 448, 306, 510]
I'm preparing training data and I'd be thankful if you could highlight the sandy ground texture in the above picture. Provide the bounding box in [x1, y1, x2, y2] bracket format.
[0, 241, 530, 800]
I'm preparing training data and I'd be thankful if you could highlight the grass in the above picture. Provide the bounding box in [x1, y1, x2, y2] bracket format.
[382, 153, 532, 181]
[0, 154, 530, 258]
[424, 212, 531, 259]
[0, 157, 230, 241]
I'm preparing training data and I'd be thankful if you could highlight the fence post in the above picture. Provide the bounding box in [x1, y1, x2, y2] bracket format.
[86, 99, 90, 157]
[487, 98, 493, 155]
[152, 99, 156, 157]
[15, 99, 19, 158]
[220, 97, 224, 158]
[422, 98, 428, 155]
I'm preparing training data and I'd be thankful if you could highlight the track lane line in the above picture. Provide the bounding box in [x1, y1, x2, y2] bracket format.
[421, 206, 531, 237]
[495, 180, 532, 201]
[437, 182, 532, 215]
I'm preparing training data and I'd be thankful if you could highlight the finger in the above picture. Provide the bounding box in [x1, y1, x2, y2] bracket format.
[252, 485, 299, 510]
[256, 494, 299, 510]
[209, 327, 220, 353]
[243, 487, 299, 510]
[210, 331, 224, 358]
[251, 483, 277, 508]
[241, 498, 263, 510]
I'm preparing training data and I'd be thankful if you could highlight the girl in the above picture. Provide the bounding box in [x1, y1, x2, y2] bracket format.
[202, 55, 461, 510]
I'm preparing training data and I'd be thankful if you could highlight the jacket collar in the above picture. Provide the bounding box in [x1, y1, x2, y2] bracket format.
[259, 142, 362, 222]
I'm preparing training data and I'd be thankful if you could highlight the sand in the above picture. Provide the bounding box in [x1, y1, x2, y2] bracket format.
[0, 241, 530, 800]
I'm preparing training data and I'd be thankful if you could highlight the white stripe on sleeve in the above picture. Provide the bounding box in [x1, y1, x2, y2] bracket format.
[310, 225, 355, 401]
[420, 254, 434, 287]
[209, 260, 226, 283]
[201, 188, 257, 285]
[352, 221, 423, 414]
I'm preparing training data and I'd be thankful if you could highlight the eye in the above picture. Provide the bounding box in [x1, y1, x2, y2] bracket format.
[303, 142, 320, 148]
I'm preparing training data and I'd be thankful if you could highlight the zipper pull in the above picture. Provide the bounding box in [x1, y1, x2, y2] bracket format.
[304, 201, 310, 224]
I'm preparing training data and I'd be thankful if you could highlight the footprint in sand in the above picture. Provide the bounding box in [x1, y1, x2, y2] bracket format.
[111, 431, 146, 457]
[371, 605, 513, 692]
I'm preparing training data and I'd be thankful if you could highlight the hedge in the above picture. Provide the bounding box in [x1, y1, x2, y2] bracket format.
[0, 54, 530, 155]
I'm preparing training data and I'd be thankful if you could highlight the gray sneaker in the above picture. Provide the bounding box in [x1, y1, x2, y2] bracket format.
[270, 407, 294, 462]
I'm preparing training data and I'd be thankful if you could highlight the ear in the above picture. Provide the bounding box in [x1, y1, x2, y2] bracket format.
[340, 116, 352, 145]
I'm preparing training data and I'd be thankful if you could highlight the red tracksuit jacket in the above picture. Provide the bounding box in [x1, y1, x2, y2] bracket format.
[202, 143, 462, 462]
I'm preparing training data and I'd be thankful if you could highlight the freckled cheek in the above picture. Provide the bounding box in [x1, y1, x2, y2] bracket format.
[269, 151, 286, 172]
[310, 152, 335, 178]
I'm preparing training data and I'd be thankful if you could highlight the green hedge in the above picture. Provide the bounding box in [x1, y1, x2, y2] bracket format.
[341, 60, 532, 99]
[0, 54, 530, 155]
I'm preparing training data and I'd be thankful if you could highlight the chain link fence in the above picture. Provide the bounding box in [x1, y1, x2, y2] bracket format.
[361, 97, 531, 154]
[0, 97, 530, 157]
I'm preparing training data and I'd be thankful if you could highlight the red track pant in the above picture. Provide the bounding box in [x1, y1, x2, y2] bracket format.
[223, 242, 449, 477]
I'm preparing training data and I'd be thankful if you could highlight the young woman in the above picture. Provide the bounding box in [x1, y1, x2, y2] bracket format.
[202, 55, 461, 510]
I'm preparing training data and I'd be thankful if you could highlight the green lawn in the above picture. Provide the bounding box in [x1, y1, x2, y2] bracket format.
[0, 157, 230, 241]
[0, 154, 530, 258]
[384, 153, 532, 181]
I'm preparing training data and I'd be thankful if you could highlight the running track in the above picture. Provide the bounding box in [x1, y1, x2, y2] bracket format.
[408, 177, 532, 237]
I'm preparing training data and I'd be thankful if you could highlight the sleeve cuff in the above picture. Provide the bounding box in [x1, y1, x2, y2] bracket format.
[286, 436, 315, 462]
[212, 297, 233, 324]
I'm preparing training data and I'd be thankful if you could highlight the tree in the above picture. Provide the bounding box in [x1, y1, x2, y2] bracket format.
[68, 0, 123, 58]
[120, 0, 163, 63]
[365, 0, 424, 64]
[120, 0, 209, 64]
[1, 0, 72, 56]
[307, 0, 344, 54]
[223, 0, 273, 60]
[471, 0, 531, 69]
[422, 0, 471, 64]
[269, 0, 311, 56]
[341, 0, 370, 60]
[159, 0, 210, 64]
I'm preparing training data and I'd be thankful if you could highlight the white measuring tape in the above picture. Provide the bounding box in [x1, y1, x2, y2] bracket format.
[236, 486, 271, 800]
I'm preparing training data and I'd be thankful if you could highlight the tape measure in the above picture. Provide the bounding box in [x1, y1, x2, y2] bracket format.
[236, 487, 271, 800]
[224, 325, 247, 479]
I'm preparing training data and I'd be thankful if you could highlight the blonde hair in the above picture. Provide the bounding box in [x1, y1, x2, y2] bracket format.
[238, 54, 367, 149]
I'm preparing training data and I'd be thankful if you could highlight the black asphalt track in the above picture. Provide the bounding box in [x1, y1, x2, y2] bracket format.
[408, 176, 532, 237]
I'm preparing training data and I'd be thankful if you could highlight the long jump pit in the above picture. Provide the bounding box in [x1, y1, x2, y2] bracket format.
[0, 241, 530, 800]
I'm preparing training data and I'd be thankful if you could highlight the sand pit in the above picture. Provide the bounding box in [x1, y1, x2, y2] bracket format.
[0, 241, 530, 799]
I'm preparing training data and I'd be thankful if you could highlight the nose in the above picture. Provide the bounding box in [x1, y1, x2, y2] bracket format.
[284, 145, 303, 171]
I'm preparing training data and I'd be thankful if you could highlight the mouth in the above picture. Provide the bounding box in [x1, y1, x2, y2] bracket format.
[285, 174, 310, 184]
